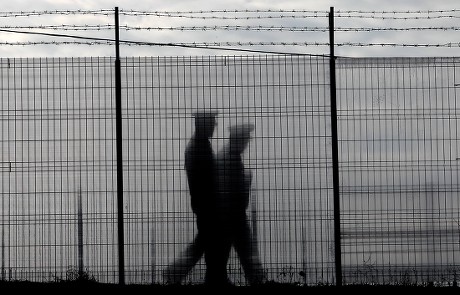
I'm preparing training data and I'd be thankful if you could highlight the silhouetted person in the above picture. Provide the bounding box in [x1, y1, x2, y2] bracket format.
[163, 110, 219, 284]
[212, 123, 265, 286]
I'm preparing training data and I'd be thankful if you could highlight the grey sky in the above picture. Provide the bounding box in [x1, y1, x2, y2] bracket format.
[0, 0, 458, 58]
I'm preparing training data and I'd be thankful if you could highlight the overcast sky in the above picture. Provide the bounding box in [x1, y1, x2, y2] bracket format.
[0, 0, 458, 57]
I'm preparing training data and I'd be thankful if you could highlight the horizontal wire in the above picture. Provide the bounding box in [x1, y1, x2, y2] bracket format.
[0, 8, 458, 17]
[3, 40, 460, 48]
[334, 14, 460, 20]
[0, 9, 114, 17]
[336, 9, 460, 13]
[118, 9, 328, 19]
[336, 42, 460, 47]
[3, 24, 460, 33]
[0, 24, 116, 31]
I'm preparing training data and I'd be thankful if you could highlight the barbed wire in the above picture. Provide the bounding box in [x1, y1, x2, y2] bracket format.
[3, 40, 460, 48]
[0, 9, 114, 18]
[2, 24, 460, 33]
[335, 14, 460, 20]
[0, 24, 115, 31]
[0, 8, 458, 19]
[0, 9, 459, 54]
[120, 9, 328, 14]
[337, 42, 460, 47]
[0, 40, 329, 47]
[335, 9, 460, 14]
[335, 26, 460, 32]
[121, 13, 325, 20]
[0, 41, 113, 46]
[0, 8, 458, 16]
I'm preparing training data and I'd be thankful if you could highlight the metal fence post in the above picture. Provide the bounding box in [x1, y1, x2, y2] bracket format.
[329, 6, 343, 287]
[114, 6, 125, 286]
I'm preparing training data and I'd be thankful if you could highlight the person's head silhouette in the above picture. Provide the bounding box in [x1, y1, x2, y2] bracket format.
[228, 123, 254, 154]
[193, 110, 218, 139]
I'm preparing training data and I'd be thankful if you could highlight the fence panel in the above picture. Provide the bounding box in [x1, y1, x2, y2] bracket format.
[121, 55, 335, 285]
[0, 55, 335, 286]
[0, 57, 119, 283]
[337, 57, 460, 285]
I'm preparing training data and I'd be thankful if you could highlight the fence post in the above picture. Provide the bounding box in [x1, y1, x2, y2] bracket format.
[329, 6, 343, 287]
[114, 6, 125, 286]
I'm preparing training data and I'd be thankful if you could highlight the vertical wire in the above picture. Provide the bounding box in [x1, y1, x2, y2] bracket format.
[256, 55, 268, 280]
[449, 58, 457, 273]
[323, 54, 331, 281]
[443, 59, 450, 279]
[82, 57, 88, 280]
[13, 58, 18, 280]
[6, 57, 9, 281]
[92, 57, 98, 280]
[452, 58, 460, 278]
[395, 60, 404, 272]
[383, 58, 390, 284]
[53, 57, 59, 279]
[141, 56, 146, 282]
[46, 57, 52, 279]
[12, 57, 17, 280]
[373, 58, 380, 281]
[173, 56, 180, 278]
[298, 55, 305, 281]
[292, 55, 299, 274]
[157, 56, 165, 279]
[1, 58, 5, 282]
[37, 57, 42, 279]
[308, 55, 317, 282]
[366, 59, 373, 279]
[133, 56, 139, 282]
[57, 57, 63, 279]
[166, 56, 174, 278]
[283, 55, 291, 271]
[141, 56, 147, 282]
[423, 58, 430, 280]
[88, 56, 94, 280]
[406, 57, 418, 279]
[19, 58, 25, 280]
[110, 55, 116, 283]
[123, 57, 129, 282]
[148, 57, 155, 284]
[436, 59, 444, 276]
[99, 57, 104, 281]
[252, 55, 260, 278]
[25, 57, 31, 279]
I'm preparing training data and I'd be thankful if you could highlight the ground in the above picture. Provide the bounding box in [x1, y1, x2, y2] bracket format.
[0, 280, 457, 294]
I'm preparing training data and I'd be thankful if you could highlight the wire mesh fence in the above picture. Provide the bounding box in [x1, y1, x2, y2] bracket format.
[337, 57, 460, 285]
[0, 55, 336, 285]
[0, 55, 459, 287]
[121, 55, 335, 285]
[0, 57, 118, 283]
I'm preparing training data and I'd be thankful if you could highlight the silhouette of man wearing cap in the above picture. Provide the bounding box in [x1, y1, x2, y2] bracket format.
[212, 123, 265, 286]
[163, 110, 219, 285]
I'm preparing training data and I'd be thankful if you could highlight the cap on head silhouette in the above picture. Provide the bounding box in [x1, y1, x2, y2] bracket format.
[193, 110, 219, 121]
[229, 123, 254, 140]
[193, 110, 219, 136]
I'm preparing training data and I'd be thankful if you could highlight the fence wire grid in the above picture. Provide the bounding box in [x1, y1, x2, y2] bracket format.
[0, 55, 458, 286]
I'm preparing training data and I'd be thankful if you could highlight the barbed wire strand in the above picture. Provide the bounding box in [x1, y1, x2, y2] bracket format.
[3, 24, 460, 33]
[0, 9, 458, 19]
[4, 41, 460, 48]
